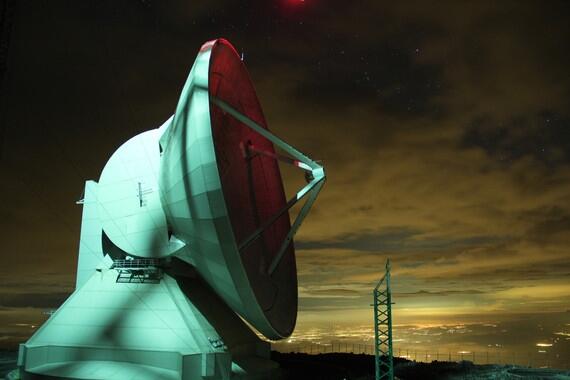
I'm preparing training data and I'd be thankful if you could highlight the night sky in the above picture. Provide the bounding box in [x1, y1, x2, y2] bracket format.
[1, 1, 570, 356]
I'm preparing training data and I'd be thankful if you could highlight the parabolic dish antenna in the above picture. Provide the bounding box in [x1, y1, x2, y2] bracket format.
[18, 38, 325, 380]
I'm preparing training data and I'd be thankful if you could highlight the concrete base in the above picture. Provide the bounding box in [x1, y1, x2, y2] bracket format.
[20, 360, 179, 380]
[18, 262, 278, 380]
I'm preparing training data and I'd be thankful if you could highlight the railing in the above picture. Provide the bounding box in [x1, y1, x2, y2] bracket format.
[272, 342, 570, 370]
[112, 258, 160, 269]
[112, 258, 162, 283]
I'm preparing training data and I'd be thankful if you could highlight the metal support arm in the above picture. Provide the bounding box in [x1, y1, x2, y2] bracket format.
[210, 96, 326, 275]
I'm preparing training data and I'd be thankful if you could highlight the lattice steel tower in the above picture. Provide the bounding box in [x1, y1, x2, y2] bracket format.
[374, 259, 394, 380]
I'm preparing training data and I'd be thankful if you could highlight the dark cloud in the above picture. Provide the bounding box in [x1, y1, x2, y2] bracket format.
[303, 288, 361, 297]
[299, 295, 369, 312]
[396, 290, 487, 297]
[462, 112, 570, 166]
[297, 229, 501, 253]
[292, 40, 444, 116]
[524, 207, 570, 245]
[0, 292, 70, 309]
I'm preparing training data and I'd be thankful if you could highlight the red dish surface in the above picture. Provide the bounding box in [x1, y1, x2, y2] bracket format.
[208, 39, 297, 336]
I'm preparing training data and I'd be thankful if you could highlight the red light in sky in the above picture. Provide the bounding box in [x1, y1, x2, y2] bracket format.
[281, 0, 308, 17]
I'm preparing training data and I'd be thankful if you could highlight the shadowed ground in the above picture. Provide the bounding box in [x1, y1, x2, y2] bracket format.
[270, 352, 570, 380]
[4, 350, 570, 379]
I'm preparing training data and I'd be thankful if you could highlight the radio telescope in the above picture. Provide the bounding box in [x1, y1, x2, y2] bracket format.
[18, 38, 325, 380]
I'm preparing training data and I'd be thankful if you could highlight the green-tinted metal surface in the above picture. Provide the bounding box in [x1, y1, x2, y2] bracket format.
[158, 43, 261, 335]
[75, 180, 104, 289]
[159, 41, 305, 340]
[97, 124, 184, 259]
[19, 37, 327, 380]
[21, 269, 233, 379]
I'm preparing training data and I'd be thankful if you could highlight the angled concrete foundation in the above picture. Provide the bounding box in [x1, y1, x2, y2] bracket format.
[19, 267, 277, 379]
